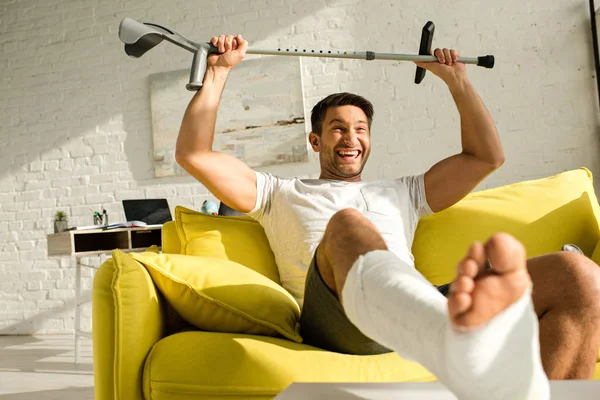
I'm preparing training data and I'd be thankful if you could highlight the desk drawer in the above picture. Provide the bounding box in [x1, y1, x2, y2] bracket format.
[131, 229, 162, 249]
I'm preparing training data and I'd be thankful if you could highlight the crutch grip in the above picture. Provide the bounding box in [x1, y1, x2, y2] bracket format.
[186, 42, 220, 90]
[477, 55, 495, 69]
[415, 21, 435, 84]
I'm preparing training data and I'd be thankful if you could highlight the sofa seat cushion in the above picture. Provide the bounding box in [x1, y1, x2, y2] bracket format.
[413, 168, 600, 285]
[142, 331, 435, 400]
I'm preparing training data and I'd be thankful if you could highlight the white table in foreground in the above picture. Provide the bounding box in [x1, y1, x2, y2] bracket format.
[274, 381, 600, 399]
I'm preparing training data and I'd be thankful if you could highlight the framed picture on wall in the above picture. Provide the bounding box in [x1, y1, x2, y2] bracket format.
[148, 56, 309, 178]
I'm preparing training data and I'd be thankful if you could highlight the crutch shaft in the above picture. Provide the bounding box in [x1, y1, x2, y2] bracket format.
[246, 47, 482, 65]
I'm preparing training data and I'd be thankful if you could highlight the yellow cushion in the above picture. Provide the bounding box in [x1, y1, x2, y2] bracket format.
[413, 168, 600, 285]
[129, 251, 302, 343]
[174, 206, 280, 283]
[143, 331, 435, 399]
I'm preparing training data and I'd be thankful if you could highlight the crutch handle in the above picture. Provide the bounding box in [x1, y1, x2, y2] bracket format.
[186, 42, 220, 90]
[415, 21, 435, 84]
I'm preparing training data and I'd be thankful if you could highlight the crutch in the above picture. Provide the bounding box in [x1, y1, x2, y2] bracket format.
[118, 17, 495, 91]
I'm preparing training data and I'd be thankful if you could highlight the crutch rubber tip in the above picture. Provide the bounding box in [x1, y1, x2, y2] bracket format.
[477, 55, 495, 69]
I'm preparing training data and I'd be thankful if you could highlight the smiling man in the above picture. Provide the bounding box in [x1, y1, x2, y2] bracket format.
[175, 34, 600, 399]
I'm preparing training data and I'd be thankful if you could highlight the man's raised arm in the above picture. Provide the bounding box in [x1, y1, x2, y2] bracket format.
[415, 48, 505, 213]
[175, 34, 257, 213]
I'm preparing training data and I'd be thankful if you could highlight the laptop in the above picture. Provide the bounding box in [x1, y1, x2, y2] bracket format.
[122, 198, 173, 227]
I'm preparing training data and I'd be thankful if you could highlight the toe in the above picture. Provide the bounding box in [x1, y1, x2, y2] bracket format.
[485, 233, 527, 274]
[448, 292, 472, 320]
[452, 275, 475, 294]
[458, 259, 479, 279]
[466, 241, 486, 266]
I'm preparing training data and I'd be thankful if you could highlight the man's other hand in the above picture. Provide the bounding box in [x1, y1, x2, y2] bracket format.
[208, 34, 248, 70]
[414, 48, 467, 85]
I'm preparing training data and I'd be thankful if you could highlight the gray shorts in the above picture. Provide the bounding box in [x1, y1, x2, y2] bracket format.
[299, 255, 451, 355]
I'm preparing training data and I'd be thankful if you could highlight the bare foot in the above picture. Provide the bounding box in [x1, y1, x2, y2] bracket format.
[448, 233, 532, 330]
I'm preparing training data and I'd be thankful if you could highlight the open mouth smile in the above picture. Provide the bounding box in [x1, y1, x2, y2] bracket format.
[336, 149, 361, 161]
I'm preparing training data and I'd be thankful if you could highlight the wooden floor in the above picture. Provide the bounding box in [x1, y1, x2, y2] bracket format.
[0, 335, 93, 399]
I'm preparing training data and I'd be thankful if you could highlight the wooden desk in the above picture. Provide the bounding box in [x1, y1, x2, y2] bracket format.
[47, 226, 162, 363]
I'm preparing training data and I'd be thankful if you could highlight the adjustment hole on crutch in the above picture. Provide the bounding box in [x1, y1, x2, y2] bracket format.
[319, 50, 323, 53]
[311, 50, 314, 52]
[328, 51, 331, 53]
[286, 49, 289, 51]
[303, 49, 306, 52]
[295, 49, 298, 52]
[278, 48, 281, 51]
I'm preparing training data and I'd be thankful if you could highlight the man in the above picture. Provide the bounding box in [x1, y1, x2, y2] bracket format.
[175, 34, 600, 398]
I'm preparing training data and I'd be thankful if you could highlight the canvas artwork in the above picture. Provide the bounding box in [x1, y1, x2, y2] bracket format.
[149, 56, 308, 178]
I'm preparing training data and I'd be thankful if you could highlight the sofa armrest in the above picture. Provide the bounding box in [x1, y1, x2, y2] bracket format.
[92, 250, 167, 400]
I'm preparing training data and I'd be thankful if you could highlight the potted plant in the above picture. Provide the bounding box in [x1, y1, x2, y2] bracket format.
[54, 211, 69, 233]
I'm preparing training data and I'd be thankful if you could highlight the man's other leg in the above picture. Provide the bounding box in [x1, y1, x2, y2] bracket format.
[527, 252, 600, 379]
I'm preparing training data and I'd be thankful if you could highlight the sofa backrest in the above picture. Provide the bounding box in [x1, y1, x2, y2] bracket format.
[413, 168, 600, 284]
[162, 168, 600, 287]
[161, 206, 281, 284]
[162, 220, 180, 254]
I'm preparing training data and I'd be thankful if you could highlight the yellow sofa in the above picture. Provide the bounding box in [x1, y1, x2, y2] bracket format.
[92, 168, 600, 400]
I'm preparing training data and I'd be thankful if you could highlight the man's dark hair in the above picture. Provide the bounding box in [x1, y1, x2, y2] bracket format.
[310, 92, 374, 136]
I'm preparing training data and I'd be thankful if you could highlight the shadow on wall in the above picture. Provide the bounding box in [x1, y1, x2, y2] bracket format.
[1, 1, 327, 186]
[0, 289, 90, 335]
[0, 335, 43, 350]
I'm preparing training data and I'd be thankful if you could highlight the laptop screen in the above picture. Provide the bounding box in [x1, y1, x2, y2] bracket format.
[122, 199, 173, 225]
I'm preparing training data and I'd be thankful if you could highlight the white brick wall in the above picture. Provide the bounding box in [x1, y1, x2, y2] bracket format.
[1, 0, 599, 334]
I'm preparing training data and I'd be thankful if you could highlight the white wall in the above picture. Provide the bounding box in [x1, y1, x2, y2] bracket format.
[1, 0, 599, 334]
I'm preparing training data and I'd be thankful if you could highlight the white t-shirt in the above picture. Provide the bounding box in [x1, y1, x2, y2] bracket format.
[247, 171, 433, 308]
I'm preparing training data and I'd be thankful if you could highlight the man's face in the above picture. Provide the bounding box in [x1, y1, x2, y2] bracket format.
[309, 105, 371, 182]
